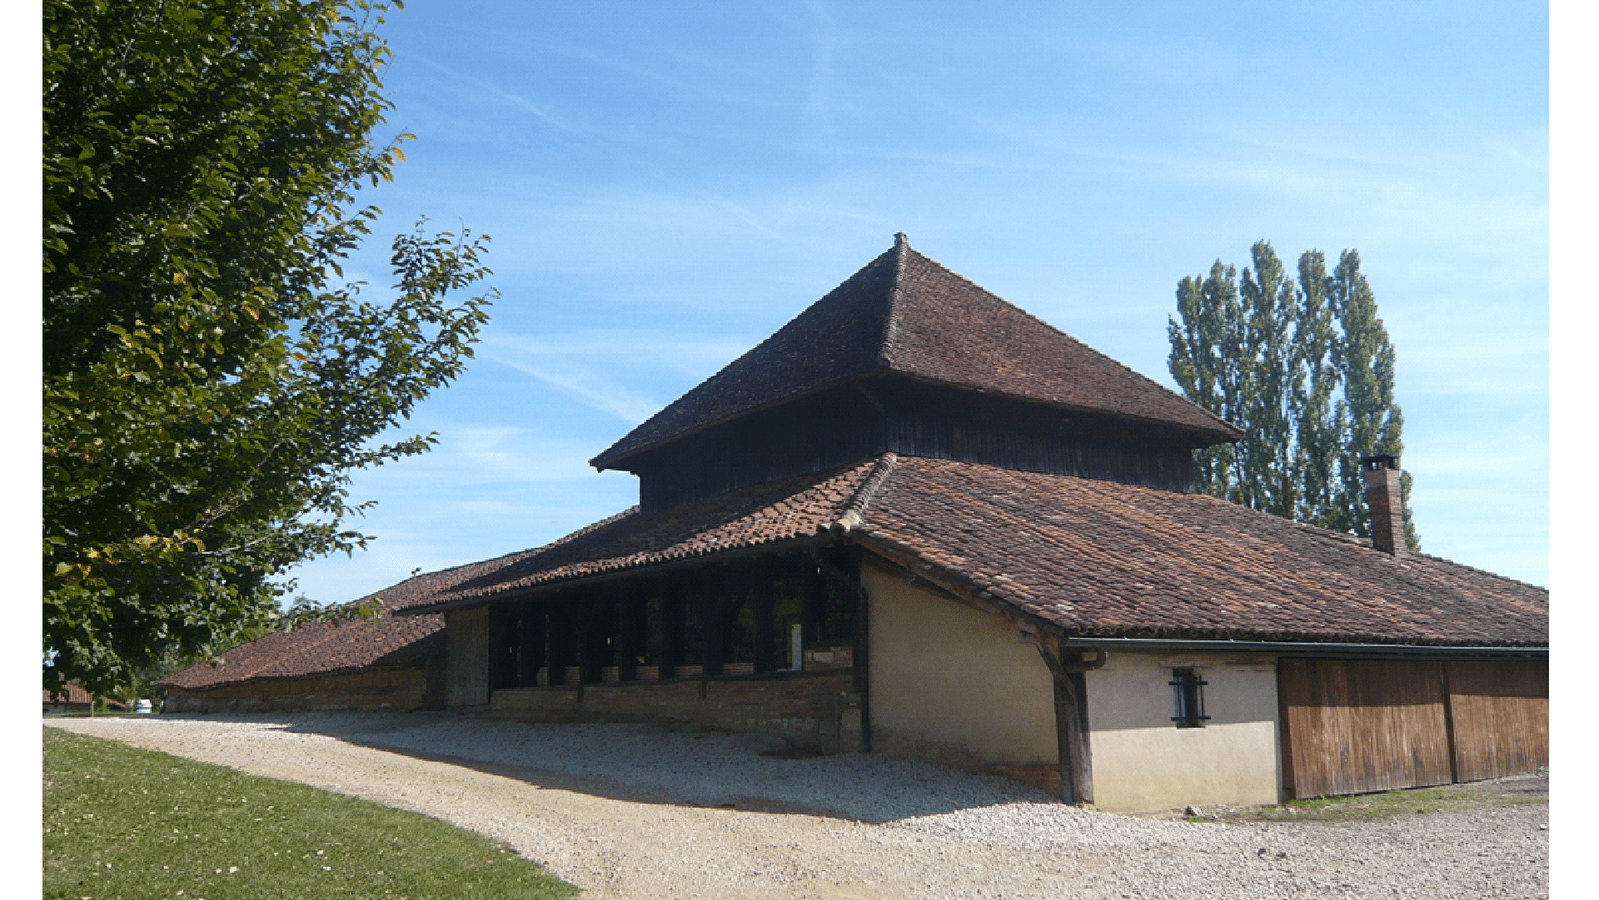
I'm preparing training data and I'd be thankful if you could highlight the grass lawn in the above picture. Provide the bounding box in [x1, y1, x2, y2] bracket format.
[1210, 774, 1549, 823]
[43, 727, 580, 900]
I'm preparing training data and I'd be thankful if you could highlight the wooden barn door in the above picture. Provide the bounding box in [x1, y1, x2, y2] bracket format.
[443, 606, 493, 708]
[1445, 660, 1549, 782]
[1278, 659, 1454, 799]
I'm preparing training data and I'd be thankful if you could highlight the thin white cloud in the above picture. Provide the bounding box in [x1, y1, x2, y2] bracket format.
[806, 1, 844, 135]
[481, 330, 753, 423]
[412, 56, 578, 133]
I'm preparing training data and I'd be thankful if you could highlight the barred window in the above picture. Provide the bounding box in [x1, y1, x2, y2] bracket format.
[1169, 668, 1209, 728]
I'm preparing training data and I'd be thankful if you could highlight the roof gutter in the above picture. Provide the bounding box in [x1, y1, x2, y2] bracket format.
[1057, 637, 1547, 661]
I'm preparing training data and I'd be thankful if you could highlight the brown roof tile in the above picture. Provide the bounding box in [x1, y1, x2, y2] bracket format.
[411, 454, 1546, 648]
[154, 545, 545, 690]
[854, 456, 1548, 647]
[591, 239, 1240, 470]
[43, 682, 97, 705]
[426, 458, 889, 605]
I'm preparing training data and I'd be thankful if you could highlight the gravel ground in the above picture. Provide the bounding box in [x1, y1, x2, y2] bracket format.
[47, 712, 1549, 900]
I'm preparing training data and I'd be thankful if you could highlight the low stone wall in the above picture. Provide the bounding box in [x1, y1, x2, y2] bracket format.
[487, 670, 862, 754]
[163, 667, 430, 714]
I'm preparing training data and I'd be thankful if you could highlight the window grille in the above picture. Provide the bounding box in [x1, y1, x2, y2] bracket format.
[1169, 668, 1209, 728]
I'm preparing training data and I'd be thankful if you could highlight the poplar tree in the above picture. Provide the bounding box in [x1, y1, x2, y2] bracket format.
[1167, 242, 1418, 548]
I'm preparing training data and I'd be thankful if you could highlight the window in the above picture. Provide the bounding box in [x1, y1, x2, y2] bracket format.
[1169, 668, 1209, 728]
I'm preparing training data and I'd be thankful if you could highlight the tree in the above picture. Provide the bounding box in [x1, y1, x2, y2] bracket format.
[1168, 241, 1417, 548]
[43, 0, 496, 699]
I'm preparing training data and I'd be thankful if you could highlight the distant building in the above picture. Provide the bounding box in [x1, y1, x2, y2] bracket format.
[43, 682, 123, 714]
[163, 236, 1547, 813]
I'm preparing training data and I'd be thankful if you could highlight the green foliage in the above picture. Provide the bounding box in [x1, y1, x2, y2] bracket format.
[1168, 242, 1417, 548]
[43, 0, 497, 698]
[43, 728, 580, 899]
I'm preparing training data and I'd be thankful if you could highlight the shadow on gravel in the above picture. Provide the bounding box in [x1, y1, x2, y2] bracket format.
[148, 711, 1064, 823]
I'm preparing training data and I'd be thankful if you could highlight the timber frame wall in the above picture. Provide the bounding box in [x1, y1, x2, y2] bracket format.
[628, 377, 1199, 511]
[440, 547, 870, 748]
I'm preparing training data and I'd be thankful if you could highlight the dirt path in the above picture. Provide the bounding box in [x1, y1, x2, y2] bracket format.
[46, 715, 1550, 900]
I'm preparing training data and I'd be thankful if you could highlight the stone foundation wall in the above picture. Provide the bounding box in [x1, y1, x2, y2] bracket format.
[488, 671, 862, 754]
[162, 667, 430, 714]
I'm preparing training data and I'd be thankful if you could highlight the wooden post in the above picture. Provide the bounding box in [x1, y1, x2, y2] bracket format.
[701, 566, 727, 678]
[487, 602, 519, 691]
[752, 559, 776, 674]
[1037, 641, 1098, 805]
[802, 560, 825, 646]
[617, 585, 642, 683]
[517, 602, 546, 688]
[577, 593, 610, 685]
[659, 575, 685, 679]
[812, 546, 869, 751]
[547, 603, 575, 686]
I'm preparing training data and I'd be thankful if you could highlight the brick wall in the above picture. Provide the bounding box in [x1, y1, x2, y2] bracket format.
[487, 670, 862, 754]
[162, 667, 429, 714]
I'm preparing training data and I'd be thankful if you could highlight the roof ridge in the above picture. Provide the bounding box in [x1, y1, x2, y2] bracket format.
[834, 452, 898, 531]
[877, 234, 911, 369]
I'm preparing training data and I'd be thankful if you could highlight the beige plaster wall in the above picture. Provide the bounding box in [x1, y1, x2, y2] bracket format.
[863, 561, 1057, 768]
[1085, 652, 1281, 813]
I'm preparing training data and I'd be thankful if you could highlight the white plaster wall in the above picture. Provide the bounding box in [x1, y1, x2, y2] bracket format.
[863, 561, 1057, 767]
[1085, 652, 1281, 813]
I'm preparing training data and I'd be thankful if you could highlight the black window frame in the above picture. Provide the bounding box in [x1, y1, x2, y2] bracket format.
[1169, 667, 1210, 728]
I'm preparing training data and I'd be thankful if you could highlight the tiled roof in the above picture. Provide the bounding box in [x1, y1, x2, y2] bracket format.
[408, 454, 1547, 648]
[43, 682, 97, 705]
[154, 546, 538, 690]
[591, 238, 1241, 470]
[430, 458, 889, 603]
[852, 456, 1548, 647]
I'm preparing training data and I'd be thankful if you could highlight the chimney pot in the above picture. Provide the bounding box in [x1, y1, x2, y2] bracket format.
[1360, 455, 1405, 554]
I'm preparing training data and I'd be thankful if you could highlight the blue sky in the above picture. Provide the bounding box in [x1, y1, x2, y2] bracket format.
[285, 0, 1550, 604]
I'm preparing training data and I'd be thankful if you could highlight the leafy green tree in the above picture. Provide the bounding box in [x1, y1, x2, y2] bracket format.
[43, 0, 496, 699]
[1168, 242, 1417, 548]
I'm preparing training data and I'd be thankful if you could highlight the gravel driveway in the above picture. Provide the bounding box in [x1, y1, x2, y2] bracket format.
[47, 712, 1548, 900]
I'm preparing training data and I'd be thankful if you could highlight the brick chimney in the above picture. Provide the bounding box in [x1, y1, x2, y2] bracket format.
[1361, 454, 1404, 554]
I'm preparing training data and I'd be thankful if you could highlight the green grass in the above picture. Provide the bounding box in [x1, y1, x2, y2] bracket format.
[1213, 778, 1548, 824]
[43, 727, 580, 900]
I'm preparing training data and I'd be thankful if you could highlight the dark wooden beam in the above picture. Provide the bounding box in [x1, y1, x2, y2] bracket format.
[487, 602, 520, 691]
[577, 592, 611, 685]
[547, 603, 575, 686]
[1036, 642, 1099, 805]
[802, 558, 825, 647]
[700, 566, 727, 678]
[752, 559, 776, 674]
[659, 575, 685, 679]
[617, 585, 644, 683]
[517, 601, 546, 687]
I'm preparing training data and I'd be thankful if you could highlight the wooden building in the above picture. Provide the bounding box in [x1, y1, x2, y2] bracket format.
[163, 236, 1548, 813]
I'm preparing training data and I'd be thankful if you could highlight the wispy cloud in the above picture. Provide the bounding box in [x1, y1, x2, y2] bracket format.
[482, 329, 753, 422]
[805, 1, 844, 136]
[412, 56, 579, 133]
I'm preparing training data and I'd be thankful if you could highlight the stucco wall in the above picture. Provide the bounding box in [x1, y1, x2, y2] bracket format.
[1085, 652, 1281, 813]
[863, 561, 1058, 769]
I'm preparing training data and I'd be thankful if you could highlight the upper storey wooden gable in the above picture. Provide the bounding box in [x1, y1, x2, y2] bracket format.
[593, 236, 1243, 510]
